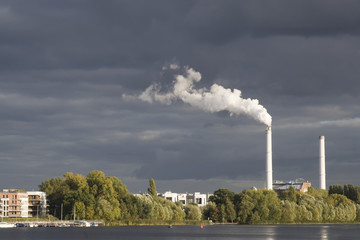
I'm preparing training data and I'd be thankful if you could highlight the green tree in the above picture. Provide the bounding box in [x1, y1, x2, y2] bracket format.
[203, 201, 219, 222]
[326, 194, 356, 222]
[281, 200, 297, 223]
[288, 186, 297, 202]
[96, 198, 116, 222]
[171, 202, 186, 221]
[86, 170, 106, 198]
[344, 184, 360, 203]
[40, 170, 132, 222]
[86, 204, 95, 219]
[209, 188, 235, 205]
[147, 178, 157, 197]
[307, 187, 328, 198]
[355, 204, 360, 222]
[224, 198, 236, 222]
[74, 201, 86, 220]
[236, 189, 281, 224]
[108, 176, 129, 200]
[185, 204, 202, 221]
[237, 192, 255, 224]
[280, 186, 297, 203]
[329, 184, 344, 195]
[39, 177, 66, 219]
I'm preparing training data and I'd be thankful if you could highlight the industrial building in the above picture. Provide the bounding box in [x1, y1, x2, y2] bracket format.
[272, 179, 312, 194]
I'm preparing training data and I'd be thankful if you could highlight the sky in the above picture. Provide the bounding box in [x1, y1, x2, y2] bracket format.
[0, 0, 360, 193]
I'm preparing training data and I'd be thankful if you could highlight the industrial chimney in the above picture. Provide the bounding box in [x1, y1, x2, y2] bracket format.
[266, 127, 273, 190]
[319, 136, 326, 189]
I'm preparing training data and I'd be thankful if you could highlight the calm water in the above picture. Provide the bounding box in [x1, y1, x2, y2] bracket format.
[1, 224, 359, 240]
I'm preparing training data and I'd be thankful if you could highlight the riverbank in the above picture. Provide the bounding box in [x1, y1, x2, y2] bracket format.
[0, 219, 104, 228]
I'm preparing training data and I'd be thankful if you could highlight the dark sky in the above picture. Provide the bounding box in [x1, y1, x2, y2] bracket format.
[1, 0, 360, 193]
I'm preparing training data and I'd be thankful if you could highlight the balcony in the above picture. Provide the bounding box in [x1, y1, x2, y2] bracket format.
[28, 204, 41, 207]
[29, 198, 41, 202]
[9, 203, 21, 206]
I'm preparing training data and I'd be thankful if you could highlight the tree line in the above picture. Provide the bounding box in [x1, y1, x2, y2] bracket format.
[204, 185, 360, 224]
[39, 171, 360, 224]
[39, 171, 201, 224]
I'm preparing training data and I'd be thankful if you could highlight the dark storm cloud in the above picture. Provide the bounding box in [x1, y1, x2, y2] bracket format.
[0, 0, 193, 71]
[0, 0, 359, 192]
[186, 0, 360, 44]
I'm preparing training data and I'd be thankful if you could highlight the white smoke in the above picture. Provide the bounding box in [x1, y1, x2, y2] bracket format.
[124, 65, 272, 126]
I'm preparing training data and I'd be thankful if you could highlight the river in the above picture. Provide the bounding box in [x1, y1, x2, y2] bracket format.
[0, 224, 359, 239]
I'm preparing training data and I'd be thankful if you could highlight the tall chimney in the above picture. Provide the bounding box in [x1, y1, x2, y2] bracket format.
[266, 127, 273, 190]
[319, 136, 326, 189]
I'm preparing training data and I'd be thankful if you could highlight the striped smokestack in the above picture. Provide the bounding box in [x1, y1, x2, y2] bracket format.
[266, 127, 273, 190]
[319, 136, 326, 189]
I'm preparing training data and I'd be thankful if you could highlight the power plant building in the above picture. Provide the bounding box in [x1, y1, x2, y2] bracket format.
[272, 179, 311, 194]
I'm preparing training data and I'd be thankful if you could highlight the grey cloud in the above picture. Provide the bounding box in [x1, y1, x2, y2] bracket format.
[185, 0, 360, 44]
[0, 0, 359, 192]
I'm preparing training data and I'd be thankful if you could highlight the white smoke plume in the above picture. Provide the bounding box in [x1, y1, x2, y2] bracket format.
[124, 65, 272, 126]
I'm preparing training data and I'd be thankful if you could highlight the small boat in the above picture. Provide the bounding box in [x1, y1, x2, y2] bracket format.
[73, 221, 91, 227]
[91, 222, 99, 227]
[29, 222, 38, 228]
[58, 223, 70, 228]
[0, 222, 16, 228]
[16, 223, 26, 227]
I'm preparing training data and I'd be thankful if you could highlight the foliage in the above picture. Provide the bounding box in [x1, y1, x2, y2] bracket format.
[280, 186, 298, 203]
[307, 187, 328, 198]
[184, 204, 202, 221]
[40, 175, 360, 224]
[208, 188, 237, 223]
[39, 171, 185, 223]
[202, 201, 219, 222]
[210, 185, 360, 224]
[209, 188, 235, 205]
[147, 178, 157, 198]
[236, 189, 282, 224]
[329, 184, 344, 195]
[343, 184, 360, 204]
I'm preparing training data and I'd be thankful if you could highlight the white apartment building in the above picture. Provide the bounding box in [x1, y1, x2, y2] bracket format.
[27, 191, 48, 217]
[0, 189, 47, 218]
[162, 191, 178, 202]
[159, 191, 212, 207]
[177, 193, 187, 205]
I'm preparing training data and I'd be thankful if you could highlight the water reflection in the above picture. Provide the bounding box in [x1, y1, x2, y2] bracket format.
[264, 226, 275, 240]
[320, 226, 329, 240]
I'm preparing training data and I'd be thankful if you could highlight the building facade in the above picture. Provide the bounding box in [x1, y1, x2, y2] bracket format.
[272, 179, 312, 195]
[158, 191, 212, 207]
[0, 189, 47, 218]
[27, 191, 48, 217]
